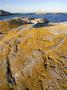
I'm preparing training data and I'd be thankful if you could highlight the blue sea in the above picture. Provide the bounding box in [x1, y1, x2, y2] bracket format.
[0, 13, 67, 22]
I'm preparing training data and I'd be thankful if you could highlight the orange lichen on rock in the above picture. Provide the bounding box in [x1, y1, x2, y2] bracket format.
[0, 23, 67, 90]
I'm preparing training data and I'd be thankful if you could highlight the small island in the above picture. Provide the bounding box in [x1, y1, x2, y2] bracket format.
[0, 10, 13, 16]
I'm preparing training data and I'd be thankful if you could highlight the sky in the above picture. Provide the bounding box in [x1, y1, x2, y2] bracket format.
[0, 0, 67, 13]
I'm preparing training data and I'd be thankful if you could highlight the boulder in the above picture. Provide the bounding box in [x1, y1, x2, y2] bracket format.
[36, 18, 49, 24]
[32, 18, 49, 28]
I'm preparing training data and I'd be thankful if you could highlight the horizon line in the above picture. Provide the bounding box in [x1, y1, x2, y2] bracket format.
[1, 9, 67, 13]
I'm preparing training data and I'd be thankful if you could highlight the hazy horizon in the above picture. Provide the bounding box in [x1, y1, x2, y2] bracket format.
[0, 0, 67, 13]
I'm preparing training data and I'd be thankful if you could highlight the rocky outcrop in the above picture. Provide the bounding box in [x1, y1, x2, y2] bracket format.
[0, 24, 67, 90]
[0, 10, 13, 16]
[0, 18, 29, 33]
[32, 18, 49, 28]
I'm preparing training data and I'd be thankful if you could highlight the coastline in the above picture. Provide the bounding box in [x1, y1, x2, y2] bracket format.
[0, 13, 67, 22]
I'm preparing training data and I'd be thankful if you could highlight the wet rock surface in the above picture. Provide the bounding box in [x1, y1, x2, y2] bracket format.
[0, 23, 67, 90]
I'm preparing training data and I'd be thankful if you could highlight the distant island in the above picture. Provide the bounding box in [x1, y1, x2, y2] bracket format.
[0, 10, 13, 16]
